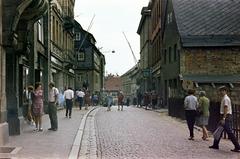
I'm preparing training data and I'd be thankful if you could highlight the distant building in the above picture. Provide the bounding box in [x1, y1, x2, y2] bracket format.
[121, 64, 140, 104]
[104, 75, 122, 105]
[74, 20, 105, 94]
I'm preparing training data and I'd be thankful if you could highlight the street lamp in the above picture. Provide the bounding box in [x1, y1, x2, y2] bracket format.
[102, 50, 115, 54]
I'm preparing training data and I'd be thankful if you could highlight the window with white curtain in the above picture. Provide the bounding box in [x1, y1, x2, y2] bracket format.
[37, 18, 44, 44]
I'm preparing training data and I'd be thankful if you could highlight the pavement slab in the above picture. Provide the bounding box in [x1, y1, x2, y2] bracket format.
[3, 107, 89, 159]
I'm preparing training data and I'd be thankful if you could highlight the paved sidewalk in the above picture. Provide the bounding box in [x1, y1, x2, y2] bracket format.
[2, 107, 91, 159]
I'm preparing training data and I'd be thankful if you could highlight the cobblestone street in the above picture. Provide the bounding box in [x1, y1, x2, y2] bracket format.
[91, 106, 240, 159]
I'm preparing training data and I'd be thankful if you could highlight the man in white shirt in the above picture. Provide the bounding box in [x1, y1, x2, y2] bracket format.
[76, 89, 85, 110]
[64, 87, 74, 118]
[209, 86, 240, 152]
[48, 82, 59, 131]
[184, 89, 198, 140]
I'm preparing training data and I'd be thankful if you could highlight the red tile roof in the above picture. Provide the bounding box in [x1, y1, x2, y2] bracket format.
[104, 76, 122, 91]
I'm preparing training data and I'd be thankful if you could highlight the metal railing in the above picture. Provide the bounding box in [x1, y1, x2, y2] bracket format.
[232, 104, 240, 140]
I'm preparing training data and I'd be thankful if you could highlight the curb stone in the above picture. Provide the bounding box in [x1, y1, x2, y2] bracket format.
[68, 106, 98, 159]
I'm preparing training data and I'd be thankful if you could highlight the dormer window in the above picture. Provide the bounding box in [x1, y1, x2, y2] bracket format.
[90, 38, 95, 44]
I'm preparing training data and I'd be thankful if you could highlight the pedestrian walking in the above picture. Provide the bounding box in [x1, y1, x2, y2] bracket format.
[27, 85, 35, 126]
[126, 97, 130, 107]
[48, 82, 59, 131]
[143, 92, 150, 110]
[22, 87, 29, 123]
[137, 91, 142, 107]
[209, 86, 240, 152]
[196, 91, 210, 140]
[184, 89, 198, 140]
[76, 89, 85, 110]
[92, 93, 99, 106]
[32, 82, 44, 132]
[84, 90, 91, 110]
[151, 90, 157, 109]
[106, 92, 113, 111]
[64, 87, 74, 118]
[133, 96, 137, 106]
[117, 91, 124, 111]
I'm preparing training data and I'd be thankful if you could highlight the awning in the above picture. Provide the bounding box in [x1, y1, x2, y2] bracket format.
[180, 74, 240, 83]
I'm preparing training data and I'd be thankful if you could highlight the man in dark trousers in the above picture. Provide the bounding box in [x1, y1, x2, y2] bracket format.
[209, 86, 240, 152]
[48, 82, 59, 131]
[64, 87, 74, 118]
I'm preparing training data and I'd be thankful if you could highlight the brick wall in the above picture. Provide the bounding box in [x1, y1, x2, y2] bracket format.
[180, 48, 240, 104]
[180, 48, 240, 74]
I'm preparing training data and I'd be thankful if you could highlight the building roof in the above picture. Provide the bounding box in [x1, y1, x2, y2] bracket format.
[172, 0, 240, 47]
[137, 7, 151, 34]
[121, 63, 139, 77]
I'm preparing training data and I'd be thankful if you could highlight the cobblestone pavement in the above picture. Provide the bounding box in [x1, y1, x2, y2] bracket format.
[94, 106, 240, 159]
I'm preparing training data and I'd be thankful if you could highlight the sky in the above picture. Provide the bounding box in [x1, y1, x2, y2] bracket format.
[74, 0, 150, 76]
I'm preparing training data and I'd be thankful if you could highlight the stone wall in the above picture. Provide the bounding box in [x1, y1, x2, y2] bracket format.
[180, 48, 240, 75]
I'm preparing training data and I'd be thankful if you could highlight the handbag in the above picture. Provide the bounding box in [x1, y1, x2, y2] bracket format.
[213, 125, 224, 140]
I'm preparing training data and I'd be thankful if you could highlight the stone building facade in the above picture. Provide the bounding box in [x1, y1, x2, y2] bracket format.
[58, 0, 75, 89]
[137, 6, 151, 93]
[121, 64, 140, 104]
[50, 0, 65, 92]
[0, 0, 85, 146]
[1, 0, 48, 145]
[149, 0, 162, 94]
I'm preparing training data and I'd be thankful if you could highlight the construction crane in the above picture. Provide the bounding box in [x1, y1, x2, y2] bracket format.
[122, 32, 138, 65]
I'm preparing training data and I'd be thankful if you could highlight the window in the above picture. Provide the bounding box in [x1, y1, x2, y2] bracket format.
[37, 18, 44, 44]
[169, 47, 172, 63]
[164, 49, 167, 64]
[52, 16, 55, 41]
[79, 75, 82, 82]
[167, 12, 173, 24]
[75, 33, 81, 40]
[174, 44, 177, 61]
[95, 74, 99, 84]
[77, 52, 85, 61]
